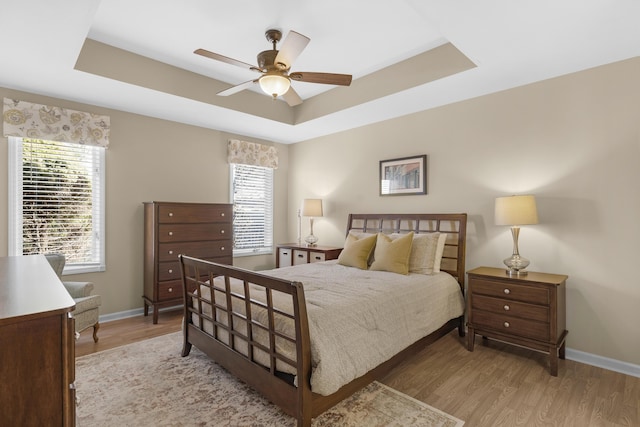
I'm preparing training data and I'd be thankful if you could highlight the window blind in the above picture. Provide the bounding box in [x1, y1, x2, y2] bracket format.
[9, 137, 105, 272]
[230, 163, 273, 255]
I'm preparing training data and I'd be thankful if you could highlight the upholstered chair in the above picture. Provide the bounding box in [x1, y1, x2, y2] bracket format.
[45, 253, 101, 342]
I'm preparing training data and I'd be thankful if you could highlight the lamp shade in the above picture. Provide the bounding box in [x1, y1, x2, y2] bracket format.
[495, 195, 538, 226]
[259, 74, 291, 98]
[301, 199, 323, 217]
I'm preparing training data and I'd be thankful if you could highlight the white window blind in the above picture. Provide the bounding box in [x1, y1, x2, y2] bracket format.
[230, 163, 273, 255]
[8, 137, 106, 274]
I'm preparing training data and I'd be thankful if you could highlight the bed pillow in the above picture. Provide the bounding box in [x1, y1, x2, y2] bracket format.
[392, 232, 446, 275]
[337, 232, 377, 270]
[432, 232, 447, 273]
[370, 232, 414, 275]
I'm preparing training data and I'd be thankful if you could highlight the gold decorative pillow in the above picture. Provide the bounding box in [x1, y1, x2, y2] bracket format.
[337, 232, 377, 270]
[370, 232, 414, 275]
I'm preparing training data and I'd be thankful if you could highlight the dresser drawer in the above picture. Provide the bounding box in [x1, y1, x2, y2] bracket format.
[158, 261, 181, 281]
[158, 204, 231, 224]
[309, 252, 326, 263]
[471, 278, 549, 304]
[473, 310, 549, 342]
[158, 223, 231, 242]
[293, 250, 308, 265]
[158, 241, 231, 262]
[472, 294, 549, 322]
[158, 280, 182, 301]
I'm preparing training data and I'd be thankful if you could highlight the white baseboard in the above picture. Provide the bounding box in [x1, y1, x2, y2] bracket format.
[98, 305, 182, 323]
[566, 348, 640, 378]
[100, 310, 640, 379]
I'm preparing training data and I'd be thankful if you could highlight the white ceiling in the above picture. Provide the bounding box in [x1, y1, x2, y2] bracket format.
[1, 1, 639, 144]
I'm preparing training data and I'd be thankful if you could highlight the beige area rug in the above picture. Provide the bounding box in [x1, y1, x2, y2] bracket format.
[76, 332, 464, 426]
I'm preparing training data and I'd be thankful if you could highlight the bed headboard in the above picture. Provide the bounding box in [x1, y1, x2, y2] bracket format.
[346, 213, 467, 288]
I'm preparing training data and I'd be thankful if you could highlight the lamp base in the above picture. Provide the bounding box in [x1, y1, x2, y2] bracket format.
[503, 254, 530, 276]
[305, 234, 318, 247]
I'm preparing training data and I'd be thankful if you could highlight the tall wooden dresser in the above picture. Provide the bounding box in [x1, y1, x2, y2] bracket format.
[143, 201, 233, 323]
[0, 255, 76, 426]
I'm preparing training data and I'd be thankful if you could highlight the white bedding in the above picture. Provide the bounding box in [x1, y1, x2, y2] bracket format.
[193, 260, 464, 396]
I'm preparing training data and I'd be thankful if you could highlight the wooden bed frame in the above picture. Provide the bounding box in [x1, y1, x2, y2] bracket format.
[180, 213, 467, 426]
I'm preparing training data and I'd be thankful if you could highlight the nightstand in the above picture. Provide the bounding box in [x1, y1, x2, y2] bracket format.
[466, 266, 568, 376]
[276, 243, 342, 268]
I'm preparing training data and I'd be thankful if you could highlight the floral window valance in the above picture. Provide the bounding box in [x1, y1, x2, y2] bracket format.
[3, 98, 110, 148]
[227, 139, 278, 169]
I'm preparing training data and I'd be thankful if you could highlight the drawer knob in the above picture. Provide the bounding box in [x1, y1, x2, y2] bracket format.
[221, 247, 225, 251]
[221, 230, 225, 234]
[168, 250, 173, 255]
[168, 269, 173, 274]
[504, 322, 510, 328]
[168, 287, 173, 293]
[168, 231, 173, 236]
[503, 288, 510, 295]
[221, 212, 225, 217]
[298, 254, 304, 258]
[504, 305, 510, 311]
[168, 212, 173, 217]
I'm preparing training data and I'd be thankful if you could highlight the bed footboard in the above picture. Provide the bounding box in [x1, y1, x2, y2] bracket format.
[179, 255, 313, 426]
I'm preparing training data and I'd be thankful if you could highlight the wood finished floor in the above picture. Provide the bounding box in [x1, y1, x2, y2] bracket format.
[76, 311, 640, 426]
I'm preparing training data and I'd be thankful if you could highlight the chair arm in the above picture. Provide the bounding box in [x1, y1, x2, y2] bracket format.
[63, 281, 95, 298]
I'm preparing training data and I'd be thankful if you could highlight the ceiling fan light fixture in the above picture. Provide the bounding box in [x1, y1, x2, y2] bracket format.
[259, 74, 290, 99]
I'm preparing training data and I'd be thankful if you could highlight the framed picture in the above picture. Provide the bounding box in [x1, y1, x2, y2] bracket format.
[379, 155, 427, 196]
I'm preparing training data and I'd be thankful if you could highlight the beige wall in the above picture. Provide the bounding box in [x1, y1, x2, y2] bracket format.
[2, 57, 638, 367]
[0, 88, 289, 315]
[288, 57, 640, 365]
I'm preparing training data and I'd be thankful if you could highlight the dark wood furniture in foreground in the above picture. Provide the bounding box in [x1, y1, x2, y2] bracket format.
[466, 266, 568, 376]
[143, 201, 232, 323]
[180, 213, 467, 427]
[0, 255, 76, 426]
[276, 243, 342, 268]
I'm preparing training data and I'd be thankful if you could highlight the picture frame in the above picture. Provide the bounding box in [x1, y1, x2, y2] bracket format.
[379, 154, 427, 196]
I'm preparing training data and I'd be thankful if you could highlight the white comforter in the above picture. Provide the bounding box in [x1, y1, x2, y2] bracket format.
[195, 260, 464, 396]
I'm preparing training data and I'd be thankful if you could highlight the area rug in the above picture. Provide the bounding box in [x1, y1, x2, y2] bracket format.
[76, 332, 464, 426]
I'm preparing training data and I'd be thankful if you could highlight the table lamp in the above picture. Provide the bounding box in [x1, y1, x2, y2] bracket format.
[301, 199, 323, 246]
[495, 195, 538, 276]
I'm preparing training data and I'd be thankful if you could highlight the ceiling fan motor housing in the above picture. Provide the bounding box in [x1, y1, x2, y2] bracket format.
[257, 50, 283, 71]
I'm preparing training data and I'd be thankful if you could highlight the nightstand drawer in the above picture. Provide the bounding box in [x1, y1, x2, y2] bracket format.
[472, 279, 549, 304]
[473, 310, 549, 341]
[276, 244, 342, 268]
[278, 248, 292, 267]
[309, 252, 326, 263]
[293, 250, 308, 265]
[472, 294, 549, 322]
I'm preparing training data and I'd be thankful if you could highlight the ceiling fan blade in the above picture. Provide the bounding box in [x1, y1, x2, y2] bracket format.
[194, 48, 262, 72]
[274, 31, 310, 70]
[217, 79, 257, 96]
[282, 86, 303, 107]
[289, 72, 352, 86]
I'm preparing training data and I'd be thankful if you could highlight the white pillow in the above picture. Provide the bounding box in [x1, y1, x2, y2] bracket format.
[432, 233, 447, 273]
[390, 232, 446, 275]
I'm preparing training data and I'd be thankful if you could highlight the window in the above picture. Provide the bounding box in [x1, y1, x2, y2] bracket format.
[8, 137, 106, 274]
[230, 163, 273, 256]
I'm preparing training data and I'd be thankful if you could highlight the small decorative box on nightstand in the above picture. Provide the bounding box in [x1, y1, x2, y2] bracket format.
[276, 243, 342, 268]
[466, 266, 568, 376]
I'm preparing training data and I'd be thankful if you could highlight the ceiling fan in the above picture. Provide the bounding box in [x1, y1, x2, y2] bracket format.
[194, 29, 352, 106]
